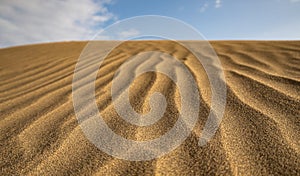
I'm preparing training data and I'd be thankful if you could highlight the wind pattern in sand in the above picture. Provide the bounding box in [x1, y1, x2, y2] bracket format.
[0, 41, 299, 175]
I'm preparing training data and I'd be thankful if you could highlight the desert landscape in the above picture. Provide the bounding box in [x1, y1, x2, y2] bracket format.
[0, 41, 299, 175]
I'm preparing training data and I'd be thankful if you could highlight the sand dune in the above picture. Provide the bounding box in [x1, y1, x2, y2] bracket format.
[0, 41, 299, 175]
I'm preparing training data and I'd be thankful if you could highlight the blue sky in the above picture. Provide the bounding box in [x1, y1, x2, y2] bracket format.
[108, 0, 300, 39]
[0, 0, 300, 47]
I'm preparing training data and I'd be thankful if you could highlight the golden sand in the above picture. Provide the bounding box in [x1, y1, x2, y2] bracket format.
[0, 41, 299, 175]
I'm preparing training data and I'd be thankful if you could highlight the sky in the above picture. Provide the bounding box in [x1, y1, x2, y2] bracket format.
[0, 0, 300, 47]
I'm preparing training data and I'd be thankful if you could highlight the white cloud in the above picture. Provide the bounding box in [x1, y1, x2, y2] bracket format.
[118, 29, 140, 39]
[200, 3, 209, 13]
[199, 0, 222, 12]
[290, 0, 300, 2]
[0, 0, 116, 47]
[215, 0, 222, 8]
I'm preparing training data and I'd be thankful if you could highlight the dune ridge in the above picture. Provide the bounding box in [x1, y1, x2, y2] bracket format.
[0, 41, 299, 175]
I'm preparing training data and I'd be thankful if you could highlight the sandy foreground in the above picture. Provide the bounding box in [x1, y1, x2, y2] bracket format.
[0, 41, 299, 175]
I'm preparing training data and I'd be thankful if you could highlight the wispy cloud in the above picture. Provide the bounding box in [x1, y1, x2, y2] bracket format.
[118, 29, 140, 39]
[199, 0, 221, 13]
[200, 3, 209, 13]
[0, 0, 116, 47]
[215, 0, 222, 8]
[290, 0, 300, 2]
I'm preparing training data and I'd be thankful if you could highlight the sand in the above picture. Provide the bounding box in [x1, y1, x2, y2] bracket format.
[0, 41, 299, 175]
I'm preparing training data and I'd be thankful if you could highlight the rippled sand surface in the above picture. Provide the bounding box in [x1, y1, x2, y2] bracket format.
[0, 41, 299, 175]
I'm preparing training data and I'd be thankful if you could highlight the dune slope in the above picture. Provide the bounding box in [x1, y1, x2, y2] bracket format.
[0, 41, 299, 175]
